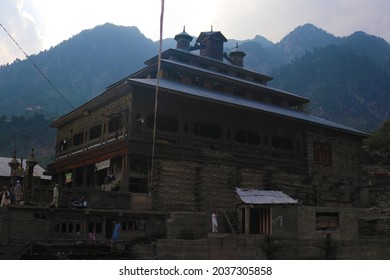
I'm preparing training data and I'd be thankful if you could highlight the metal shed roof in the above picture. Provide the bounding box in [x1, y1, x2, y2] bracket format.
[236, 187, 298, 205]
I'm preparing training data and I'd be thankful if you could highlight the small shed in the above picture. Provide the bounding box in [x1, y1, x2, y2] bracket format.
[235, 187, 298, 236]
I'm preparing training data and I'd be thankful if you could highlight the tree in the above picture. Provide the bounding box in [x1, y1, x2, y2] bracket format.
[365, 120, 390, 156]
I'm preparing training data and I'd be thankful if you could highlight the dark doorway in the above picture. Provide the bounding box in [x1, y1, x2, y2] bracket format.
[250, 208, 271, 235]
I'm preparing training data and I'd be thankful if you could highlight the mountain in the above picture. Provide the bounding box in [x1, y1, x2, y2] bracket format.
[277, 23, 340, 64]
[341, 31, 390, 73]
[269, 25, 390, 132]
[0, 23, 157, 117]
[0, 22, 390, 163]
[0, 113, 55, 167]
[270, 44, 390, 132]
[233, 24, 341, 74]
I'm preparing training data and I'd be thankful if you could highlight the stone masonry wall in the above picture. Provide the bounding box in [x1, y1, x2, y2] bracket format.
[152, 159, 310, 212]
[306, 132, 363, 206]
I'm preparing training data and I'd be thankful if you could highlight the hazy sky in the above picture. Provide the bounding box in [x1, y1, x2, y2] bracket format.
[1, 0, 389, 65]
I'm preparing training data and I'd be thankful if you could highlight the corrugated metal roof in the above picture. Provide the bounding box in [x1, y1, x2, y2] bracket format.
[142, 48, 273, 82]
[0, 157, 51, 181]
[160, 59, 309, 103]
[236, 187, 298, 205]
[128, 78, 368, 137]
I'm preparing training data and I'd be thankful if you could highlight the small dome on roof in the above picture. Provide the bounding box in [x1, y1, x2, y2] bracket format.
[174, 26, 193, 41]
[174, 26, 193, 50]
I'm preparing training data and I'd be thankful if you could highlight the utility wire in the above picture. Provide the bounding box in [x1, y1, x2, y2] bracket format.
[0, 22, 74, 110]
[150, 0, 165, 190]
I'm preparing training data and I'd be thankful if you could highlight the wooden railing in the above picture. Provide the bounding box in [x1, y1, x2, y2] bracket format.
[32, 186, 132, 210]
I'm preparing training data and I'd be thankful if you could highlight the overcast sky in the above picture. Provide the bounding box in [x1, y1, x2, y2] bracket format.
[1, 0, 390, 65]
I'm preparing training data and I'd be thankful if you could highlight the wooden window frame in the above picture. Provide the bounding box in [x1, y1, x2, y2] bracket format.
[316, 212, 339, 231]
[314, 142, 332, 165]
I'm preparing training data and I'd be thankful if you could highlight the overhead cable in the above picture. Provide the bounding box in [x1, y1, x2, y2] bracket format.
[0, 22, 74, 110]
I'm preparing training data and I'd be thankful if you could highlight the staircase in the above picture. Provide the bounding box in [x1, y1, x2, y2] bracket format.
[223, 209, 241, 234]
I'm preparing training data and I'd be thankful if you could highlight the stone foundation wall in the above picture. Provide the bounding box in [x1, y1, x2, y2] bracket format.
[156, 235, 390, 260]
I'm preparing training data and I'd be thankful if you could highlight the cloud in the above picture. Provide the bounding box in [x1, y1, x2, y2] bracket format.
[0, 0, 43, 65]
[212, 0, 390, 43]
[1, 0, 389, 66]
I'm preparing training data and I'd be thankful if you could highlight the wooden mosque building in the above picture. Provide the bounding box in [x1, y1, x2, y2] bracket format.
[1, 28, 373, 259]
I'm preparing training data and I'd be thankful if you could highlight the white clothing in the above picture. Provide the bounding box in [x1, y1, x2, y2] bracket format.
[1, 190, 11, 207]
[212, 212, 218, 232]
[50, 186, 59, 207]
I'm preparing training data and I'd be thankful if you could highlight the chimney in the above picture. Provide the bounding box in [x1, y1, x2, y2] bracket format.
[174, 26, 193, 51]
[228, 43, 246, 67]
[196, 28, 227, 61]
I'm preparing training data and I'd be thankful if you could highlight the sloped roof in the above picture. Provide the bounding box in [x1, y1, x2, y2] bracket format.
[141, 48, 273, 82]
[128, 78, 368, 137]
[0, 157, 51, 180]
[159, 59, 309, 104]
[196, 31, 227, 43]
[236, 187, 298, 205]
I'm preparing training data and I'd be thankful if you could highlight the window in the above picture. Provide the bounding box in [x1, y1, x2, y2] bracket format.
[233, 86, 245, 97]
[235, 129, 260, 145]
[191, 76, 203, 86]
[150, 70, 157, 79]
[200, 62, 209, 69]
[89, 124, 102, 140]
[167, 70, 182, 81]
[272, 136, 293, 150]
[359, 219, 388, 237]
[72, 132, 84, 146]
[146, 114, 178, 132]
[218, 68, 228, 74]
[314, 143, 332, 165]
[75, 166, 83, 186]
[272, 97, 282, 106]
[124, 218, 146, 231]
[88, 222, 103, 234]
[59, 138, 69, 151]
[226, 129, 231, 140]
[212, 81, 225, 91]
[108, 115, 122, 133]
[193, 122, 222, 139]
[176, 71, 182, 81]
[54, 219, 83, 235]
[253, 93, 264, 102]
[236, 73, 246, 79]
[316, 212, 339, 231]
[129, 178, 148, 193]
[129, 157, 148, 193]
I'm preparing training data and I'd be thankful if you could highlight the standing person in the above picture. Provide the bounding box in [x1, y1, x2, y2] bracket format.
[212, 210, 218, 233]
[9, 183, 15, 204]
[49, 184, 59, 207]
[88, 230, 96, 244]
[0, 186, 11, 207]
[111, 220, 121, 249]
[14, 180, 22, 204]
